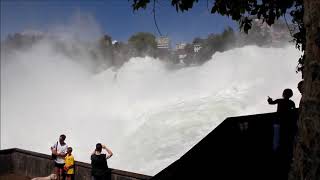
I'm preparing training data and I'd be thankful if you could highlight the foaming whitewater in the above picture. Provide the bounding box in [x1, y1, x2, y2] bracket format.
[1, 41, 301, 175]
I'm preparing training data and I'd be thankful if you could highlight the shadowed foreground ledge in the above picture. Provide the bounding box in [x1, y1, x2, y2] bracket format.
[151, 110, 298, 180]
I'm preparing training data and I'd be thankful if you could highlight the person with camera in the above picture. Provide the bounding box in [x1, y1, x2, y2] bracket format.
[91, 143, 113, 180]
[51, 134, 68, 180]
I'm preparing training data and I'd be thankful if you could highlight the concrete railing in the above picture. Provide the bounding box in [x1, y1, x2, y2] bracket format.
[0, 148, 152, 180]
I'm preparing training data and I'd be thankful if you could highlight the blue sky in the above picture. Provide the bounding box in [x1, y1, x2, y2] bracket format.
[1, 0, 237, 44]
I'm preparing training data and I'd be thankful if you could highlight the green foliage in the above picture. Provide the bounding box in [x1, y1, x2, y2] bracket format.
[241, 20, 273, 46]
[1, 20, 295, 70]
[131, 0, 150, 10]
[4, 33, 43, 50]
[129, 0, 305, 73]
[174, 27, 237, 65]
[128, 32, 157, 57]
[99, 35, 112, 48]
[113, 41, 131, 67]
[193, 26, 236, 64]
[98, 34, 114, 64]
[171, 0, 199, 12]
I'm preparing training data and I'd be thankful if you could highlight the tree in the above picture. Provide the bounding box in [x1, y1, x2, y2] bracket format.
[130, 0, 320, 179]
[182, 43, 195, 65]
[128, 32, 157, 57]
[240, 19, 273, 46]
[4, 33, 43, 50]
[98, 34, 114, 65]
[290, 1, 320, 179]
[185, 27, 237, 65]
[113, 41, 131, 67]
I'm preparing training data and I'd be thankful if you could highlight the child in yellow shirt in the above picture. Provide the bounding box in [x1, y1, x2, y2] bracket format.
[64, 147, 75, 180]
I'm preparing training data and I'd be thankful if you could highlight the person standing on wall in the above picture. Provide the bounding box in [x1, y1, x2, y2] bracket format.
[51, 134, 68, 180]
[268, 88, 296, 179]
[91, 143, 113, 180]
[268, 88, 296, 150]
[64, 147, 75, 180]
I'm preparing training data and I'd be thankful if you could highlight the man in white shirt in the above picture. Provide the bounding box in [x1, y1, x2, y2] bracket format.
[51, 134, 68, 180]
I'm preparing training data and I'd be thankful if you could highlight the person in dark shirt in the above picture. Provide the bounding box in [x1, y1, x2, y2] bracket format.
[268, 88, 296, 112]
[268, 88, 296, 151]
[268, 88, 296, 179]
[91, 143, 113, 180]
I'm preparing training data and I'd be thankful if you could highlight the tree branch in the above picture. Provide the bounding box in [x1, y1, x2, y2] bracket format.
[153, 0, 162, 36]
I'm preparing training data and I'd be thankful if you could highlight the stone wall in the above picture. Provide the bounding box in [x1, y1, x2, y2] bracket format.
[0, 148, 151, 180]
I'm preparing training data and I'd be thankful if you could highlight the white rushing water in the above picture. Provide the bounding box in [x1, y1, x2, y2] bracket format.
[1, 39, 301, 175]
